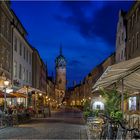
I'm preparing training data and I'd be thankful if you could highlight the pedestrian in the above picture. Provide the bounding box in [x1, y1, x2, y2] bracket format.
[48, 106, 51, 117]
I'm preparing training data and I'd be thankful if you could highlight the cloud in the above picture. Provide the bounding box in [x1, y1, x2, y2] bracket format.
[55, 1, 133, 46]
[67, 59, 81, 67]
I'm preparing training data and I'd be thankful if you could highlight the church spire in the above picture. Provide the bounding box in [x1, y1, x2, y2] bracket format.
[60, 43, 62, 55]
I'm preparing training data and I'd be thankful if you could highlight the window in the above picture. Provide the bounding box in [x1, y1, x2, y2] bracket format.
[1, 12, 5, 35]
[136, 32, 139, 49]
[132, 14, 135, 27]
[122, 32, 124, 41]
[13, 61, 17, 77]
[4, 16, 7, 37]
[118, 36, 121, 45]
[29, 72, 31, 83]
[119, 53, 120, 60]
[129, 97, 136, 111]
[19, 64, 22, 79]
[128, 19, 131, 30]
[132, 36, 135, 53]
[14, 37, 17, 51]
[128, 40, 131, 58]
[121, 50, 123, 59]
[26, 70, 28, 82]
[59, 79, 62, 84]
[20, 42, 22, 56]
[136, 8, 139, 22]
[23, 67, 25, 81]
[24, 46, 25, 59]
[29, 53, 31, 64]
[26, 49, 28, 62]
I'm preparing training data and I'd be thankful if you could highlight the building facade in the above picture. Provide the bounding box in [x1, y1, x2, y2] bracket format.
[55, 47, 66, 105]
[12, 11, 32, 90]
[0, 1, 13, 88]
[46, 77, 56, 108]
[40, 59, 47, 92]
[116, 10, 127, 63]
[125, 1, 140, 60]
[66, 54, 115, 109]
[32, 48, 42, 90]
[116, 1, 140, 62]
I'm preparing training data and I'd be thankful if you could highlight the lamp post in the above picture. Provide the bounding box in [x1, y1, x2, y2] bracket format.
[3, 79, 10, 113]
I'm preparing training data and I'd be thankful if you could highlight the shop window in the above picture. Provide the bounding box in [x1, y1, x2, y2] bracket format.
[129, 97, 136, 111]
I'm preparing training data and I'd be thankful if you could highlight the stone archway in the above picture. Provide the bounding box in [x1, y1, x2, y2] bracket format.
[91, 96, 105, 110]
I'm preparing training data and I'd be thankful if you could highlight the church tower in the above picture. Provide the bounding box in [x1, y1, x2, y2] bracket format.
[55, 46, 66, 105]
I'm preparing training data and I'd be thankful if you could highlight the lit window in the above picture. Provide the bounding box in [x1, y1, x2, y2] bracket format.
[129, 97, 136, 111]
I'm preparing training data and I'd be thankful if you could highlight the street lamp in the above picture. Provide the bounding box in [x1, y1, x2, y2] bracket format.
[3, 79, 10, 113]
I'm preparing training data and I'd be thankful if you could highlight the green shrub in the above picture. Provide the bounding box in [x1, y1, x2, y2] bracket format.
[110, 110, 123, 121]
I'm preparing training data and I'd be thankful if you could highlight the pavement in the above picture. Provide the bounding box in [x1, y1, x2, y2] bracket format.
[0, 109, 88, 139]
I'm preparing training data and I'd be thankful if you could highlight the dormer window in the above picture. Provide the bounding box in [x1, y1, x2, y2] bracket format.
[136, 8, 139, 22]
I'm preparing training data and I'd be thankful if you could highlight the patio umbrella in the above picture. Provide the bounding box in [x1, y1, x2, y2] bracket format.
[0, 90, 16, 98]
[10, 92, 28, 98]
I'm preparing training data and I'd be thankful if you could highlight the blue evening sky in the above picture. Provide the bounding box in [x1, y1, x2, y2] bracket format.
[11, 1, 133, 87]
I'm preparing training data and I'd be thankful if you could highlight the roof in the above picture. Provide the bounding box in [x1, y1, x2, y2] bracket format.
[11, 10, 28, 36]
[92, 56, 140, 92]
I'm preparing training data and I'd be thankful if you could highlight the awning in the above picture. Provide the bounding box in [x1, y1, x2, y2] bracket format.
[0, 90, 16, 98]
[92, 56, 140, 92]
[16, 86, 46, 94]
[10, 92, 28, 98]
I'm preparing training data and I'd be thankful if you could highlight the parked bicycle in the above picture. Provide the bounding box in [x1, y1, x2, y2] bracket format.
[99, 114, 140, 140]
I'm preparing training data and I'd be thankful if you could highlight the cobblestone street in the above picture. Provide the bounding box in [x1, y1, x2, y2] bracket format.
[0, 110, 87, 139]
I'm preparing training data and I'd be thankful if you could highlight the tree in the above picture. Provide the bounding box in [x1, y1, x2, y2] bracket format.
[100, 88, 128, 121]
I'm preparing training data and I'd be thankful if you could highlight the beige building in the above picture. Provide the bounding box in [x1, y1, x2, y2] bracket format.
[0, 1, 13, 88]
[12, 11, 33, 91]
[116, 1, 140, 62]
[125, 1, 140, 59]
[116, 10, 127, 63]
[32, 48, 42, 90]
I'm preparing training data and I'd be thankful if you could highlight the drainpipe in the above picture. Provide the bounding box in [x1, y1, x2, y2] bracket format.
[121, 79, 124, 117]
